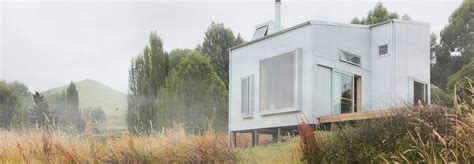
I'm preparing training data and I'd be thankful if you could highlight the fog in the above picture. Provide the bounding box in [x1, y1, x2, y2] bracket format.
[0, 0, 461, 93]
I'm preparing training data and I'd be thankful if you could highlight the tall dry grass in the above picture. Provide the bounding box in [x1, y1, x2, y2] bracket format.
[0, 124, 237, 163]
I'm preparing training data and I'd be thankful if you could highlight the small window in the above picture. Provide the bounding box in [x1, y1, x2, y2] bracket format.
[241, 75, 254, 116]
[252, 26, 268, 40]
[339, 50, 361, 66]
[379, 45, 388, 55]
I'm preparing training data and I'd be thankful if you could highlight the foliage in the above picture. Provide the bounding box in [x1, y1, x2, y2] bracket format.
[9, 81, 33, 130]
[238, 138, 302, 163]
[430, 84, 453, 107]
[431, 0, 473, 90]
[156, 52, 228, 132]
[299, 104, 474, 163]
[198, 22, 244, 89]
[401, 14, 411, 20]
[83, 107, 107, 124]
[0, 81, 19, 130]
[65, 82, 84, 132]
[447, 58, 474, 108]
[168, 48, 194, 72]
[351, 2, 399, 25]
[128, 32, 169, 134]
[31, 92, 54, 129]
[440, 0, 473, 55]
[297, 121, 319, 163]
[46, 82, 84, 133]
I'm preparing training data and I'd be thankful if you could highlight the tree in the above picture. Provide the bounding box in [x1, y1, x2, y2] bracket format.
[447, 58, 474, 108]
[401, 14, 411, 20]
[9, 81, 33, 130]
[65, 82, 83, 132]
[198, 22, 244, 89]
[83, 107, 107, 124]
[0, 81, 19, 130]
[430, 0, 473, 90]
[31, 92, 54, 129]
[128, 32, 169, 134]
[156, 52, 228, 132]
[168, 48, 194, 72]
[351, 2, 400, 25]
[430, 84, 452, 107]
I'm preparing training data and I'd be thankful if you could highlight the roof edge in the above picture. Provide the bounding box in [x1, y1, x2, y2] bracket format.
[229, 21, 311, 51]
[230, 19, 430, 51]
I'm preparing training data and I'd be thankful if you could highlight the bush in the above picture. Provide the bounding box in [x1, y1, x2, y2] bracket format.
[299, 105, 474, 163]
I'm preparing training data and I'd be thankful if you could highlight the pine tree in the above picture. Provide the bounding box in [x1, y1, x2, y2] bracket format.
[65, 82, 83, 132]
[198, 22, 244, 89]
[31, 92, 54, 129]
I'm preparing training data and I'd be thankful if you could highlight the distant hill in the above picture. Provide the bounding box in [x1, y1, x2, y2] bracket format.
[43, 79, 127, 132]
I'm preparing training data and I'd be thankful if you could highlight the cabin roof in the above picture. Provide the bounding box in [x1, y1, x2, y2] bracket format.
[229, 19, 429, 52]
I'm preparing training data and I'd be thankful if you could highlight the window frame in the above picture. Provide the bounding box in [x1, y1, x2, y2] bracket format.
[413, 79, 428, 105]
[259, 48, 302, 116]
[339, 50, 361, 66]
[241, 74, 254, 118]
[331, 70, 355, 115]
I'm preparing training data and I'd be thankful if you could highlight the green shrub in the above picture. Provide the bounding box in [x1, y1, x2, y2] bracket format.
[299, 105, 473, 163]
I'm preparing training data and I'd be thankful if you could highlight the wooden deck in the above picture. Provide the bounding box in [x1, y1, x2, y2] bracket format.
[319, 109, 401, 124]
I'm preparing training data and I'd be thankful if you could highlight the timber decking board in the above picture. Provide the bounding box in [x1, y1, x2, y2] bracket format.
[319, 109, 400, 123]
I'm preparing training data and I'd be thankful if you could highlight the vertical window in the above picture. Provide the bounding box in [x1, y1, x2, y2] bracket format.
[414, 81, 427, 105]
[379, 44, 388, 55]
[241, 75, 254, 116]
[332, 72, 354, 114]
[260, 50, 301, 112]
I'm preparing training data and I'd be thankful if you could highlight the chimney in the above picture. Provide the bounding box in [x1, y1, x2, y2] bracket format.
[275, 0, 281, 31]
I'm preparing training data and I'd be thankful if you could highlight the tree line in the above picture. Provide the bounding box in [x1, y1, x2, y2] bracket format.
[0, 81, 107, 132]
[127, 23, 243, 134]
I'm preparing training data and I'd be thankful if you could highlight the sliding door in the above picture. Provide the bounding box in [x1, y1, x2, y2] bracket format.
[332, 72, 354, 114]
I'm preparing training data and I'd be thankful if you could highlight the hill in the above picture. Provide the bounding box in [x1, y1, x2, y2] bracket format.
[43, 79, 128, 132]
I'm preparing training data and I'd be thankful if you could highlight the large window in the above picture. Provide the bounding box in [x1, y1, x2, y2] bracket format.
[332, 72, 354, 114]
[414, 81, 427, 105]
[241, 75, 254, 116]
[260, 50, 301, 112]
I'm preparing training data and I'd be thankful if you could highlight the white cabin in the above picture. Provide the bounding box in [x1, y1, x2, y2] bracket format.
[228, 19, 430, 145]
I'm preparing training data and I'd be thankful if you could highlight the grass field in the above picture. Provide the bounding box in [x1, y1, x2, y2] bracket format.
[0, 126, 303, 163]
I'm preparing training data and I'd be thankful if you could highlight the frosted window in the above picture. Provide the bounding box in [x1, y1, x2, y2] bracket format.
[340, 50, 361, 66]
[260, 52, 298, 111]
[332, 72, 354, 114]
[241, 75, 254, 116]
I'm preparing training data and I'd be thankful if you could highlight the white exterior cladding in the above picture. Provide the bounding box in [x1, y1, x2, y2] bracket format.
[229, 20, 430, 132]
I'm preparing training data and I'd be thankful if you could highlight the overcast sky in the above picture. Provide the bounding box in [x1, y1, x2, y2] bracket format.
[0, 0, 462, 93]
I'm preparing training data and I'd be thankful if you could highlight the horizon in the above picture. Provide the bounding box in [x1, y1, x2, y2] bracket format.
[0, 0, 462, 93]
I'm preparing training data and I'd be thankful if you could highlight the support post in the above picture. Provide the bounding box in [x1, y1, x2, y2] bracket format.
[252, 130, 259, 147]
[277, 128, 282, 143]
[230, 131, 237, 147]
